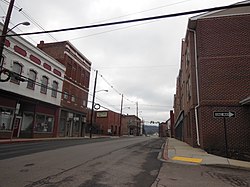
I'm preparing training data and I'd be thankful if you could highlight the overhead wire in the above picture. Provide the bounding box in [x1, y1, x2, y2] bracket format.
[4, 3, 249, 38]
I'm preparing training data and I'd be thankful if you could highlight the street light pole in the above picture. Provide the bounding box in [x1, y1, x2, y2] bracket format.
[0, 0, 15, 71]
[89, 70, 98, 138]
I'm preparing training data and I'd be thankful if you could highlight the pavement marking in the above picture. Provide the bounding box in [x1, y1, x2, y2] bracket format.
[172, 156, 202, 163]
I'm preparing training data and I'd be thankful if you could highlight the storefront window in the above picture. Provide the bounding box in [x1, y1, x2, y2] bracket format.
[21, 113, 34, 131]
[34, 114, 54, 132]
[0, 109, 14, 130]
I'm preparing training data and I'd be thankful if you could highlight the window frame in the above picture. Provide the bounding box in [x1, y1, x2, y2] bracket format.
[27, 69, 37, 90]
[51, 81, 58, 98]
[10, 61, 22, 84]
[40, 75, 49, 94]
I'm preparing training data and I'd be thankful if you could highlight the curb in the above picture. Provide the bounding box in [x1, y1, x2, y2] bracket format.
[202, 163, 250, 171]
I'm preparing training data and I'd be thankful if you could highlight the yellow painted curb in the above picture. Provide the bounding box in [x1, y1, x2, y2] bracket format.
[172, 156, 202, 163]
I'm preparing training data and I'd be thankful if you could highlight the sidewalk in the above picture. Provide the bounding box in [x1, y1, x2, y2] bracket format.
[162, 138, 250, 169]
[0, 135, 113, 144]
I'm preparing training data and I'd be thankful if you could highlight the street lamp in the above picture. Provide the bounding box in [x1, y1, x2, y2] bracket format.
[0, 21, 30, 71]
[7, 21, 30, 33]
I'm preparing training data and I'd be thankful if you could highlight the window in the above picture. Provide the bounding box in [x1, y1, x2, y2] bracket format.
[81, 68, 85, 85]
[63, 91, 69, 100]
[21, 113, 34, 132]
[27, 70, 37, 90]
[0, 109, 14, 131]
[82, 100, 86, 107]
[10, 61, 22, 84]
[51, 81, 58, 98]
[40, 76, 48, 94]
[34, 114, 54, 132]
[186, 76, 191, 100]
[71, 95, 76, 102]
[72, 63, 76, 80]
[66, 63, 72, 77]
[185, 47, 190, 69]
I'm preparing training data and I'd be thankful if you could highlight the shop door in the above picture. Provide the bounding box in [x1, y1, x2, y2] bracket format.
[13, 117, 22, 137]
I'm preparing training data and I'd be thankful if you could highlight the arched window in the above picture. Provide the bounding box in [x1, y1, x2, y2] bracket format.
[40, 76, 48, 94]
[10, 61, 22, 84]
[27, 69, 37, 90]
[51, 81, 58, 98]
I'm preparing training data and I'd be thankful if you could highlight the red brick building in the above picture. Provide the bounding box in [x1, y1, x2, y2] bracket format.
[122, 115, 141, 136]
[95, 110, 121, 136]
[174, 3, 250, 156]
[38, 41, 91, 137]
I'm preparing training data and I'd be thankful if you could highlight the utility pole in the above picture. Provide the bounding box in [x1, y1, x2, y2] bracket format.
[89, 70, 98, 138]
[119, 94, 123, 136]
[0, 0, 15, 71]
[136, 101, 139, 136]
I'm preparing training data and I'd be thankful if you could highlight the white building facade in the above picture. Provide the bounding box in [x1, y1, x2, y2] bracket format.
[0, 24, 65, 139]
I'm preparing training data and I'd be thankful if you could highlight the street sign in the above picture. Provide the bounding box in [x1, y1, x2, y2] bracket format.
[213, 111, 235, 118]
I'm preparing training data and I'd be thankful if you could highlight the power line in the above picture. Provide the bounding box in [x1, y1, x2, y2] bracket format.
[89, 0, 193, 24]
[4, 3, 249, 37]
[97, 64, 177, 69]
[0, 0, 58, 41]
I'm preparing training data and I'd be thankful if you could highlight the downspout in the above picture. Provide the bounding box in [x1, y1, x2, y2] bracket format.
[188, 28, 200, 146]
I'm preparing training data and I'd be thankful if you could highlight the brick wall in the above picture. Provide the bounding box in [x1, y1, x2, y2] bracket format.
[196, 14, 250, 153]
[174, 13, 250, 154]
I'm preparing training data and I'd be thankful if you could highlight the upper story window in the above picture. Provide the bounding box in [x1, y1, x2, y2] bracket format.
[72, 63, 77, 80]
[27, 70, 37, 90]
[82, 100, 86, 107]
[71, 95, 76, 102]
[51, 81, 58, 98]
[186, 76, 191, 101]
[185, 46, 190, 69]
[81, 68, 85, 85]
[10, 61, 22, 84]
[66, 63, 72, 77]
[63, 91, 69, 100]
[40, 76, 48, 94]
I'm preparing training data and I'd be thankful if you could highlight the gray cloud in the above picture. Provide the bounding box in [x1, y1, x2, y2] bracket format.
[2, 0, 239, 123]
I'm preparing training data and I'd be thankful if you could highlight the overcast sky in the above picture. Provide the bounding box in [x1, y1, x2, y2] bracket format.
[0, 0, 240, 125]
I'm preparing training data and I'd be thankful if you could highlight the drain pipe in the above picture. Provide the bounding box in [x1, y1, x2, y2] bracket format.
[188, 28, 200, 146]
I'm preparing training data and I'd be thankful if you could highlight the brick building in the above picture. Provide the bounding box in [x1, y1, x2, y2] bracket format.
[95, 110, 121, 136]
[122, 115, 141, 136]
[174, 2, 250, 156]
[38, 41, 91, 137]
[0, 24, 65, 139]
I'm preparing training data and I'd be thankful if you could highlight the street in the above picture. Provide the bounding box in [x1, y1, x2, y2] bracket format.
[1, 137, 250, 187]
[0, 137, 164, 187]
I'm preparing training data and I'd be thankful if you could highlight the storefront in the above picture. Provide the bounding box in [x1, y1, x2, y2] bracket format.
[59, 109, 86, 137]
[0, 92, 60, 139]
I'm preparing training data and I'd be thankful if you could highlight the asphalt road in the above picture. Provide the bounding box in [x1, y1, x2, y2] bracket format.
[0, 136, 165, 187]
[0, 138, 113, 160]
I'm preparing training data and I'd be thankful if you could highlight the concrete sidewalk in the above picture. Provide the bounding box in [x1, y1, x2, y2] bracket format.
[163, 138, 250, 169]
[0, 135, 113, 144]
